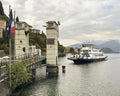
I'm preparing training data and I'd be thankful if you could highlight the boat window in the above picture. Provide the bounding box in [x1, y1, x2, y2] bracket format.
[83, 50, 88, 53]
[93, 50, 98, 52]
[99, 54, 103, 56]
[95, 54, 98, 56]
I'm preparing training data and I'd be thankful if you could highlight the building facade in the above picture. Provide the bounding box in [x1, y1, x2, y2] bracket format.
[0, 19, 6, 38]
[29, 45, 41, 57]
[15, 22, 32, 56]
[31, 29, 40, 34]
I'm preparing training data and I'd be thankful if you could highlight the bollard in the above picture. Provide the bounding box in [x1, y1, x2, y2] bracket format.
[62, 65, 66, 73]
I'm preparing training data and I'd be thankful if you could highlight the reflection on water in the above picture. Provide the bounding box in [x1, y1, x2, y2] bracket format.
[21, 54, 120, 96]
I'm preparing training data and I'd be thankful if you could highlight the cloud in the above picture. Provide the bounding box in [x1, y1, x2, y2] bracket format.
[59, 38, 80, 47]
[2, 0, 120, 46]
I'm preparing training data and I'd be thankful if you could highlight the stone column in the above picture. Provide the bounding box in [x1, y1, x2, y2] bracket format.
[46, 21, 60, 76]
[15, 22, 31, 57]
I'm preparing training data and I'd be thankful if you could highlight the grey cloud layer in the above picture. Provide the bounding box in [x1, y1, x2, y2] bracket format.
[2, 0, 120, 46]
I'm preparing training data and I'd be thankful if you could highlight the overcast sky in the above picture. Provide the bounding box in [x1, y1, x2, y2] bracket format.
[2, 0, 120, 46]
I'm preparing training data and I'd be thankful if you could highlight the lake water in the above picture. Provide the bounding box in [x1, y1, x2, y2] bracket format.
[20, 54, 120, 96]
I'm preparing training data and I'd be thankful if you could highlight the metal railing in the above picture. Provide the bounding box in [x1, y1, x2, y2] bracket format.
[0, 53, 46, 82]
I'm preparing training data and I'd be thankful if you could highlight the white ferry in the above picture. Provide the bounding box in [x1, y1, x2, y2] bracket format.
[67, 44, 107, 64]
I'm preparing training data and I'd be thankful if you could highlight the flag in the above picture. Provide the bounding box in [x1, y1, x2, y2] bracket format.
[8, 9, 15, 39]
[11, 20, 15, 34]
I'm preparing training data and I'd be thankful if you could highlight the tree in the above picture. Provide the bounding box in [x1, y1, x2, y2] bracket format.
[58, 44, 65, 53]
[69, 48, 75, 54]
[1, 44, 9, 54]
[35, 43, 41, 49]
[16, 16, 19, 22]
[29, 32, 46, 52]
[78, 48, 80, 54]
[8, 62, 32, 90]
[29, 32, 66, 54]
[0, 1, 8, 21]
[0, 1, 4, 16]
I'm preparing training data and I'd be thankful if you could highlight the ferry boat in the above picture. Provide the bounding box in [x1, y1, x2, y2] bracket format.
[67, 44, 107, 64]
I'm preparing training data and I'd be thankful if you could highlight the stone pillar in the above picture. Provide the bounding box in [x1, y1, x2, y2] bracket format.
[31, 69, 36, 79]
[15, 22, 32, 57]
[46, 21, 60, 76]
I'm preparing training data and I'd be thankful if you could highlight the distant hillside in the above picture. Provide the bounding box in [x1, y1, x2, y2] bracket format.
[68, 40, 120, 53]
[68, 40, 105, 48]
[100, 48, 117, 53]
[68, 43, 82, 48]
[98, 40, 120, 53]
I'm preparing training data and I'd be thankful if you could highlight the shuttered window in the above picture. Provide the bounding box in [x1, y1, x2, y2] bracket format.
[47, 38, 54, 44]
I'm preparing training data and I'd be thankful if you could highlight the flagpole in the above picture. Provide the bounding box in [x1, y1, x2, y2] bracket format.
[14, 11, 15, 61]
[9, 5, 11, 88]
[9, 31, 12, 87]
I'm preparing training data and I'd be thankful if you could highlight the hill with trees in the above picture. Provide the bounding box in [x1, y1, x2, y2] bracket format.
[29, 32, 46, 52]
[29, 31, 66, 55]
[0, 29, 66, 56]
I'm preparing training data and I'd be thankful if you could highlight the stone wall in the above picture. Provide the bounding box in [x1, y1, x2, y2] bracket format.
[0, 82, 10, 96]
[0, 50, 5, 57]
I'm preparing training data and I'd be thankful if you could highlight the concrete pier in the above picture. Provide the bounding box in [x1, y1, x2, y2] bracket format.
[46, 65, 59, 76]
[46, 21, 60, 76]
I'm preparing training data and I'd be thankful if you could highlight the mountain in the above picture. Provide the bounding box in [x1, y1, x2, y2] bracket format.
[68, 40, 120, 53]
[100, 48, 117, 53]
[68, 43, 82, 48]
[68, 40, 105, 48]
[98, 40, 120, 53]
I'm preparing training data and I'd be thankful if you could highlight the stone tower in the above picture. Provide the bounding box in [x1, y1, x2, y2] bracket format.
[15, 22, 32, 57]
[46, 21, 60, 76]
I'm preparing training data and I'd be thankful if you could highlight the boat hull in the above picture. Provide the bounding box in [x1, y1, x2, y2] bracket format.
[68, 56, 107, 64]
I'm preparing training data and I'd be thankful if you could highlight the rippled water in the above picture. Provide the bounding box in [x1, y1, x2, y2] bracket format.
[21, 54, 120, 96]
